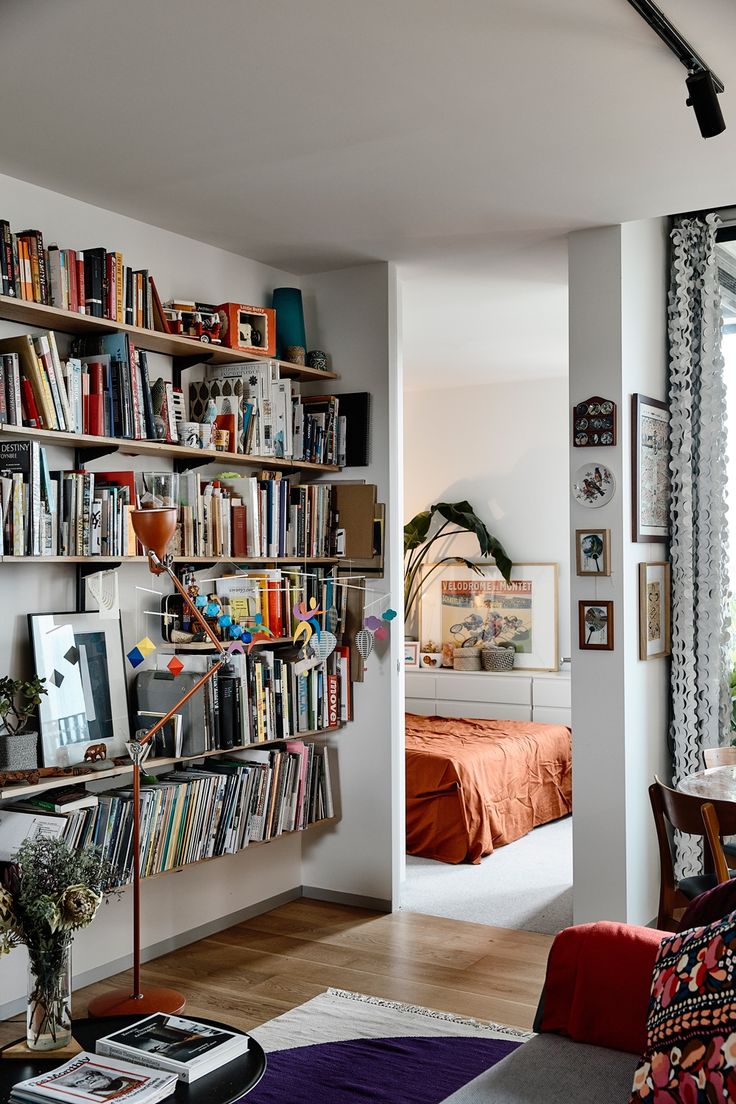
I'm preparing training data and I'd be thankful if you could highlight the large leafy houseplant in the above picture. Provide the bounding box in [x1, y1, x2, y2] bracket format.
[0, 836, 115, 1050]
[404, 501, 512, 626]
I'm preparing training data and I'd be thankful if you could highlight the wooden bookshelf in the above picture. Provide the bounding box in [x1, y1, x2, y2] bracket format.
[1, 555, 339, 565]
[143, 817, 338, 883]
[0, 423, 340, 474]
[0, 293, 338, 381]
[0, 726, 343, 802]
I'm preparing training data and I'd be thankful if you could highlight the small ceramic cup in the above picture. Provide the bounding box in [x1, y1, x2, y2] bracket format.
[177, 421, 201, 449]
[213, 428, 230, 452]
[198, 423, 214, 450]
[285, 345, 306, 365]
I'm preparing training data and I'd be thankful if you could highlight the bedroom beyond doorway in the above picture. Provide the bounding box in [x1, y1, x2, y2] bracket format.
[400, 816, 573, 936]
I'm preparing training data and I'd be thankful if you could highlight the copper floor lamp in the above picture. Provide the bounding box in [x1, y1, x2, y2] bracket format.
[88, 506, 228, 1017]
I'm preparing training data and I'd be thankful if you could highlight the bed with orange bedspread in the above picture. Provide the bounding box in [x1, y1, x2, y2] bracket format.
[405, 713, 572, 864]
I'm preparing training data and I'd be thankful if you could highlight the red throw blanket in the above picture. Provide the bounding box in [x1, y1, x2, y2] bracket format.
[405, 714, 572, 864]
[538, 921, 667, 1054]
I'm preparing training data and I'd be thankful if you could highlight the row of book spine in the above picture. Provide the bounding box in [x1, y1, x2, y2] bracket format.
[0, 219, 153, 325]
[21, 745, 333, 885]
[155, 649, 349, 752]
[191, 362, 344, 465]
[0, 329, 170, 438]
[176, 474, 336, 560]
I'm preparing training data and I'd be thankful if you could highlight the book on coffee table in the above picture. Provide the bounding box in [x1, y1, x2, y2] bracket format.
[10, 1051, 177, 1104]
[96, 1013, 249, 1083]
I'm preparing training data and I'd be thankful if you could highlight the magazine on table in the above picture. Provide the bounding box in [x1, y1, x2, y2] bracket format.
[10, 1051, 177, 1104]
[96, 1013, 249, 1083]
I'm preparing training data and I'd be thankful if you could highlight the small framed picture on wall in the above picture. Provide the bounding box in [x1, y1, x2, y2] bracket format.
[632, 393, 670, 542]
[404, 640, 420, 669]
[639, 562, 671, 660]
[578, 600, 614, 651]
[575, 529, 611, 576]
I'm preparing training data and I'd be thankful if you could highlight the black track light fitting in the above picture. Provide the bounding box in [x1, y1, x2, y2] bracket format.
[626, 0, 726, 139]
[685, 69, 726, 139]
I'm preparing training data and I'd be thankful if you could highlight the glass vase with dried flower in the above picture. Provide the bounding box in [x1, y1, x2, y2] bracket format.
[0, 836, 115, 1050]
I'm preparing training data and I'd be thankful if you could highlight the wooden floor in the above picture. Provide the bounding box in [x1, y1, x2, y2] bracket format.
[0, 900, 552, 1047]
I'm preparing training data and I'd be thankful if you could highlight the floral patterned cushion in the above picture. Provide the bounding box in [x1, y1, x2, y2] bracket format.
[629, 911, 736, 1102]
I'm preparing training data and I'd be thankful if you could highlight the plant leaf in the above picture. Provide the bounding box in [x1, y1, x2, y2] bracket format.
[432, 501, 513, 582]
[404, 511, 433, 553]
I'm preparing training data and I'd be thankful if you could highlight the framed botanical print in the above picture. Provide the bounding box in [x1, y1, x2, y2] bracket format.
[632, 394, 670, 542]
[575, 528, 611, 576]
[420, 562, 559, 671]
[639, 562, 672, 660]
[578, 600, 614, 651]
[28, 612, 130, 768]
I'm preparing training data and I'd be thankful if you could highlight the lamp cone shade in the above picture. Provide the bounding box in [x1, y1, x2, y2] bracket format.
[132, 506, 177, 570]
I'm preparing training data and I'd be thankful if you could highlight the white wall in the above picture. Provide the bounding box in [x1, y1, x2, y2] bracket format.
[0, 175, 399, 1006]
[569, 219, 669, 926]
[404, 378, 570, 660]
[300, 263, 402, 906]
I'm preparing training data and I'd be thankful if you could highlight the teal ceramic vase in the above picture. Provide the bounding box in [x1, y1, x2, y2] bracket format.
[272, 287, 306, 359]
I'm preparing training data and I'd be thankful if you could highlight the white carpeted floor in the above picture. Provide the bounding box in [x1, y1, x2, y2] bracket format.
[400, 815, 573, 935]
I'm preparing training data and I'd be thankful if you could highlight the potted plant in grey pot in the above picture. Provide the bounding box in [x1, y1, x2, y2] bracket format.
[0, 676, 47, 770]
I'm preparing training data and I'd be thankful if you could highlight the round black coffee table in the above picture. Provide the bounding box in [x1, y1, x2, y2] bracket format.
[0, 1015, 267, 1103]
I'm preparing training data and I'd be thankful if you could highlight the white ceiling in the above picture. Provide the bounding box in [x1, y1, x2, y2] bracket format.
[1, 0, 735, 386]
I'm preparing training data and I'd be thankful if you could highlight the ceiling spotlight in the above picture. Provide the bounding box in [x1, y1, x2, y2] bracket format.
[686, 69, 726, 139]
[626, 0, 726, 139]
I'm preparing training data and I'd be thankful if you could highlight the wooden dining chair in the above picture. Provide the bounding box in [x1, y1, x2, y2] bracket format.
[649, 777, 736, 931]
[703, 747, 736, 769]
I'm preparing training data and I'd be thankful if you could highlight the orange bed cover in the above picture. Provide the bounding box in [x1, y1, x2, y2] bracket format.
[406, 713, 572, 864]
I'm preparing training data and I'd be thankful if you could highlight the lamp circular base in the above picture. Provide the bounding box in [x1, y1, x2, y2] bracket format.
[86, 987, 186, 1018]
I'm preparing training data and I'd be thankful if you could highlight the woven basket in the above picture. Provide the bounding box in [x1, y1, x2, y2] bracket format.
[453, 646, 481, 672]
[481, 645, 515, 673]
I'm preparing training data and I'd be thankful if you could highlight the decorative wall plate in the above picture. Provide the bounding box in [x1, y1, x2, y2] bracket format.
[572, 463, 616, 508]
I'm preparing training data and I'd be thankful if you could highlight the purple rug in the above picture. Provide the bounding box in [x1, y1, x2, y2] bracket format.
[245, 988, 530, 1103]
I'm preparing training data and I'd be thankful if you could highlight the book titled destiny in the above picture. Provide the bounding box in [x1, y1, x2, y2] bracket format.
[96, 1013, 249, 1083]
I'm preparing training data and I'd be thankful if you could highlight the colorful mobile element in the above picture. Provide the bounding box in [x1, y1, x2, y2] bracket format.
[194, 595, 208, 609]
[292, 597, 324, 651]
[127, 636, 157, 669]
[355, 629, 374, 661]
[374, 626, 389, 642]
[382, 609, 398, 621]
[364, 615, 382, 632]
[167, 656, 185, 677]
[227, 640, 246, 656]
[246, 613, 274, 653]
[310, 630, 337, 661]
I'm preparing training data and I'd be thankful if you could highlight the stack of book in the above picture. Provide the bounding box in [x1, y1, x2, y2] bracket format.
[154, 641, 350, 747]
[177, 472, 337, 560]
[6, 744, 335, 886]
[96, 1013, 249, 1083]
[190, 361, 344, 464]
[0, 445, 342, 559]
[0, 441, 139, 557]
[0, 218, 154, 326]
[10, 1052, 177, 1104]
[0, 330, 162, 437]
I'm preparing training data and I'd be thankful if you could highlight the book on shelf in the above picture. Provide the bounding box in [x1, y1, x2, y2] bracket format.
[96, 1013, 248, 1083]
[5, 744, 336, 884]
[0, 807, 66, 862]
[10, 1052, 177, 1104]
[0, 216, 155, 326]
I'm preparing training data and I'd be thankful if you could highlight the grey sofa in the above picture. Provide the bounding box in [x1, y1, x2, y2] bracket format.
[441, 1033, 636, 1103]
[440, 919, 667, 1104]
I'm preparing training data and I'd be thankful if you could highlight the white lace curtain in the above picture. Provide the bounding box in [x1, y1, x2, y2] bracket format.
[668, 215, 730, 823]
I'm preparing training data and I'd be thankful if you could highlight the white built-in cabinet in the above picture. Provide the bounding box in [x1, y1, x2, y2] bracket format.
[405, 668, 571, 727]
